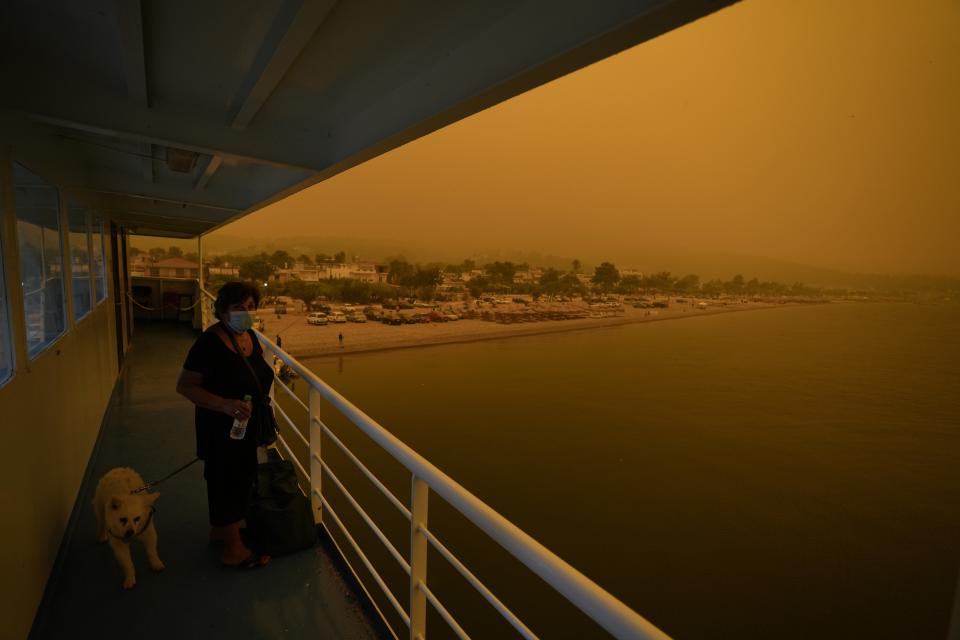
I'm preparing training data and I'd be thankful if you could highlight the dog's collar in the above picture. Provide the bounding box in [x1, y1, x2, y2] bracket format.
[107, 506, 156, 543]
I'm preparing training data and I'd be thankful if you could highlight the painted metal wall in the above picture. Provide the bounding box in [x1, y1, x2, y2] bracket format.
[0, 151, 123, 640]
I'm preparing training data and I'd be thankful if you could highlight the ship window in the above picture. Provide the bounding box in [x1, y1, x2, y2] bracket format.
[13, 163, 66, 358]
[68, 199, 93, 321]
[0, 180, 12, 387]
[92, 215, 107, 303]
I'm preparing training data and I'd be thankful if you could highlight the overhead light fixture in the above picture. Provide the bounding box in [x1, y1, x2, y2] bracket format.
[166, 147, 199, 173]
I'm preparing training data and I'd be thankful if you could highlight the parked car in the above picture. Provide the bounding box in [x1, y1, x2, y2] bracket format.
[443, 313, 459, 321]
[348, 313, 367, 323]
[329, 312, 347, 323]
[307, 312, 328, 326]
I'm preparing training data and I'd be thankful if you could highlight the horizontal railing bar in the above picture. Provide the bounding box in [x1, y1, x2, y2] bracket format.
[274, 402, 309, 449]
[275, 434, 309, 480]
[319, 424, 411, 520]
[419, 525, 538, 640]
[251, 332, 668, 640]
[320, 459, 411, 575]
[317, 521, 402, 640]
[274, 375, 309, 413]
[315, 489, 410, 628]
[418, 579, 471, 640]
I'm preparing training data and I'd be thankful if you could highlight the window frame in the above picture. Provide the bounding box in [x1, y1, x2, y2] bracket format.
[67, 201, 95, 323]
[91, 215, 107, 304]
[0, 193, 13, 389]
[13, 163, 68, 360]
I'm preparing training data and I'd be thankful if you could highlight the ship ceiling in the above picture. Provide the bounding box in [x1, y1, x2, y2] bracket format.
[0, 0, 737, 238]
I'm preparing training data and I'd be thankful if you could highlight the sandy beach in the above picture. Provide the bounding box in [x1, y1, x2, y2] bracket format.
[257, 299, 807, 359]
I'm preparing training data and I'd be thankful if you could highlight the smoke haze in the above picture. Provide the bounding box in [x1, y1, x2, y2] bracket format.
[210, 0, 960, 278]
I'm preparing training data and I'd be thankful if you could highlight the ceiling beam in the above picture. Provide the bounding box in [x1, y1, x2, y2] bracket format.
[194, 155, 223, 190]
[73, 184, 243, 212]
[6, 86, 323, 171]
[231, 0, 337, 130]
[115, 0, 149, 107]
[141, 143, 153, 183]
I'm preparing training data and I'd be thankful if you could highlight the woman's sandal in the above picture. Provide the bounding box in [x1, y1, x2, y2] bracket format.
[223, 553, 270, 569]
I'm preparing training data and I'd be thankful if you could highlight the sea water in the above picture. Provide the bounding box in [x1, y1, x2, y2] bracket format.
[291, 302, 959, 639]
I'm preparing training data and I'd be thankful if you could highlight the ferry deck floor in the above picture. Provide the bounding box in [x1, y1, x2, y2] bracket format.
[29, 321, 387, 640]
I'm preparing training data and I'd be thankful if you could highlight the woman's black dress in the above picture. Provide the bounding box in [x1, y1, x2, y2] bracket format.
[182, 323, 274, 525]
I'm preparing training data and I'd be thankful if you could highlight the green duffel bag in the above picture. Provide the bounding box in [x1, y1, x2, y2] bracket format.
[247, 459, 317, 556]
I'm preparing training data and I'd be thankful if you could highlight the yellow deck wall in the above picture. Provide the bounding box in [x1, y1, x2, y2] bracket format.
[0, 155, 123, 639]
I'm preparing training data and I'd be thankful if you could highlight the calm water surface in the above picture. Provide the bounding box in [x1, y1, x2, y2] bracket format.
[289, 302, 959, 639]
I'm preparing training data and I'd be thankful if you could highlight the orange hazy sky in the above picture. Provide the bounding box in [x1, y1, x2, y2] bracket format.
[214, 0, 960, 276]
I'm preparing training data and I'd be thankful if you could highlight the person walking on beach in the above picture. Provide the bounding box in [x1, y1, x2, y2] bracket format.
[338, 332, 344, 349]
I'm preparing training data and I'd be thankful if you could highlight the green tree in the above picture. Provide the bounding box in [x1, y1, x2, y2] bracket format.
[239, 259, 275, 282]
[467, 276, 490, 298]
[148, 247, 167, 261]
[642, 271, 674, 292]
[572, 259, 581, 273]
[617, 275, 641, 293]
[539, 268, 562, 287]
[702, 279, 723, 297]
[559, 273, 584, 295]
[269, 250, 293, 269]
[285, 280, 318, 307]
[129, 246, 142, 257]
[724, 274, 746, 295]
[387, 258, 415, 285]
[167, 246, 183, 258]
[334, 251, 347, 263]
[315, 253, 332, 264]
[674, 274, 701, 293]
[485, 261, 517, 285]
[591, 262, 620, 289]
[412, 265, 443, 288]
[297, 254, 313, 265]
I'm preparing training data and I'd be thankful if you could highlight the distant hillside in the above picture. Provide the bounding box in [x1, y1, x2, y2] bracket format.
[129, 234, 959, 292]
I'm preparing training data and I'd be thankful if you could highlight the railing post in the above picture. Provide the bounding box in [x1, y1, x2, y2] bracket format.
[309, 387, 323, 524]
[410, 476, 429, 639]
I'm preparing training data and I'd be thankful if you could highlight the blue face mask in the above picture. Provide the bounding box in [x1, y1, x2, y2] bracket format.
[226, 311, 253, 334]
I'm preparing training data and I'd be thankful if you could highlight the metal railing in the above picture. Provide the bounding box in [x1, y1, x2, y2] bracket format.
[199, 285, 669, 640]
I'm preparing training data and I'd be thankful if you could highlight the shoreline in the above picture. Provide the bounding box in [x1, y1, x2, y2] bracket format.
[272, 301, 821, 361]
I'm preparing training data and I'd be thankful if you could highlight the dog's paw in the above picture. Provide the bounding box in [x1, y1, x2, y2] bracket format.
[149, 559, 165, 572]
[122, 576, 136, 590]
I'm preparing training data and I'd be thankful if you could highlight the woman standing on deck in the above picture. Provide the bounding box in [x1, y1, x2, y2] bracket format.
[176, 281, 272, 568]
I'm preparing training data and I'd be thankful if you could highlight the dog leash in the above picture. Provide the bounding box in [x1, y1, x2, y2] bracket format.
[131, 457, 200, 494]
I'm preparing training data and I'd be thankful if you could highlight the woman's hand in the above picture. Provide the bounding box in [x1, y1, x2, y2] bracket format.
[222, 398, 253, 421]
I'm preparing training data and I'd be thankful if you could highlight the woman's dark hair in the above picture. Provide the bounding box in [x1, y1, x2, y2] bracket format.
[214, 281, 261, 318]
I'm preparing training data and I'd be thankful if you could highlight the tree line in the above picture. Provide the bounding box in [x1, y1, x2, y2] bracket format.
[135, 246, 938, 301]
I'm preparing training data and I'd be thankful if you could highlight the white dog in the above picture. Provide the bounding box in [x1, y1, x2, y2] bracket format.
[93, 467, 164, 589]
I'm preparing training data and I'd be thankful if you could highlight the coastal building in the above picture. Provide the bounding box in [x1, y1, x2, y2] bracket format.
[127, 254, 152, 277]
[462, 268, 486, 282]
[146, 257, 200, 280]
[514, 268, 544, 284]
[207, 264, 240, 278]
[273, 261, 386, 283]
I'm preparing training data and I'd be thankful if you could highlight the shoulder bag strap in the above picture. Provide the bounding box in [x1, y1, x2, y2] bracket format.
[224, 327, 266, 399]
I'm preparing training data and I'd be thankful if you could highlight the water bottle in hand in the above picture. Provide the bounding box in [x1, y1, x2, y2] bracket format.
[229, 394, 253, 440]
